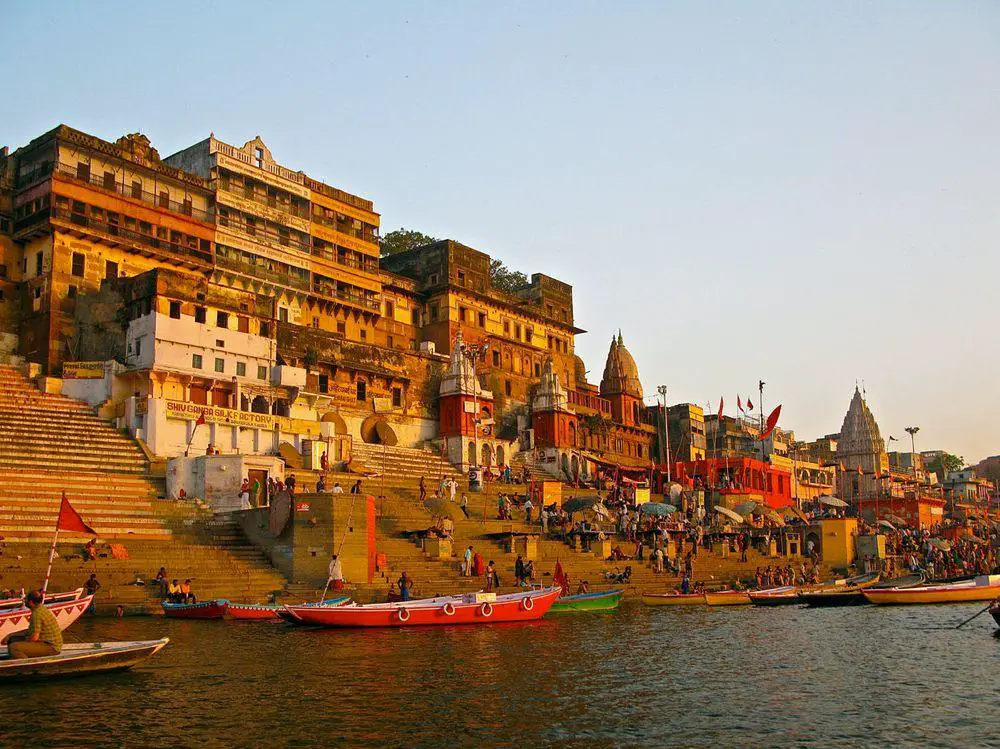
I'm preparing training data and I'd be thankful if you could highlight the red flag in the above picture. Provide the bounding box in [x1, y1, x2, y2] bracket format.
[195, 410, 206, 427]
[553, 560, 566, 586]
[57, 493, 97, 535]
[746, 398, 754, 412]
[757, 405, 782, 441]
[717, 397, 724, 419]
[737, 395, 744, 413]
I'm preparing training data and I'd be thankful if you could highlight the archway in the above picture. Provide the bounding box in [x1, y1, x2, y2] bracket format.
[561, 453, 570, 478]
[496, 445, 505, 467]
[481, 443, 494, 468]
[571, 454, 579, 479]
[467, 442, 477, 467]
[569, 421, 577, 447]
[321, 410, 347, 436]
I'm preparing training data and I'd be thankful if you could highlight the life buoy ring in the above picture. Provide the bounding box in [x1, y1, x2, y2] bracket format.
[442, 602, 456, 616]
[480, 601, 493, 617]
[396, 606, 410, 622]
[521, 596, 534, 611]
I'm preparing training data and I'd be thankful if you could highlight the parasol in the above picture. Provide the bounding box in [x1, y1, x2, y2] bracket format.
[878, 520, 896, 532]
[562, 497, 605, 516]
[781, 506, 809, 523]
[885, 514, 908, 526]
[714, 505, 744, 524]
[640, 502, 678, 517]
[763, 510, 785, 527]
[734, 501, 763, 516]
[928, 538, 952, 552]
[818, 495, 849, 508]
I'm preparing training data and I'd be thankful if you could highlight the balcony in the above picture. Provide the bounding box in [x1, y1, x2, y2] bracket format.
[54, 162, 214, 222]
[221, 184, 311, 221]
[568, 389, 612, 415]
[52, 207, 213, 266]
[311, 245, 380, 274]
[312, 280, 381, 312]
[309, 211, 379, 245]
[215, 252, 310, 291]
[15, 161, 53, 188]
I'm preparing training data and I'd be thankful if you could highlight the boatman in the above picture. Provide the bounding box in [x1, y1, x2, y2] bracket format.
[6, 590, 63, 659]
[328, 554, 345, 591]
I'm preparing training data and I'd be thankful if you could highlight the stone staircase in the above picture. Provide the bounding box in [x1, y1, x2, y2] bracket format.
[349, 442, 465, 484]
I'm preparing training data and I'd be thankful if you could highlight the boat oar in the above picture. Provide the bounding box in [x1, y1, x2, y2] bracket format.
[317, 578, 330, 604]
[955, 599, 997, 629]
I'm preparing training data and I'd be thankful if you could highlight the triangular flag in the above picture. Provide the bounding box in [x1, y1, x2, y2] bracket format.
[717, 397, 724, 420]
[57, 493, 97, 535]
[737, 395, 744, 413]
[746, 398, 754, 412]
[195, 410, 207, 427]
[757, 405, 782, 441]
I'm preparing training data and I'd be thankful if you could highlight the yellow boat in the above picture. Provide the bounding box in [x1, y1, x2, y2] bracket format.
[703, 590, 752, 606]
[641, 592, 705, 606]
[862, 576, 1000, 606]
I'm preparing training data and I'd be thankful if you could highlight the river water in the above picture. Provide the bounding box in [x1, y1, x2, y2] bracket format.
[1, 602, 998, 748]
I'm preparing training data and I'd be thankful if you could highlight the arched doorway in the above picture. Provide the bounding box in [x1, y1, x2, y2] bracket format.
[467, 442, 477, 467]
[561, 453, 570, 478]
[571, 454, 579, 479]
[481, 443, 493, 469]
[569, 421, 577, 447]
[321, 410, 347, 436]
[496, 446, 505, 466]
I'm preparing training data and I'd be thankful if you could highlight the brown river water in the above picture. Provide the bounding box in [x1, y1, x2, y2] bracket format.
[0, 602, 998, 748]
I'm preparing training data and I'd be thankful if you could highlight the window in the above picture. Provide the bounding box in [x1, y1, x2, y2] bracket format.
[492, 350, 500, 366]
[131, 180, 142, 199]
[318, 374, 329, 393]
[216, 311, 228, 328]
[76, 162, 90, 181]
[158, 191, 169, 209]
[478, 312, 486, 327]
[71, 252, 85, 277]
[245, 216, 256, 235]
[359, 329, 367, 341]
[67, 285, 77, 299]
[457, 271, 466, 285]
[392, 387, 402, 408]
[194, 306, 206, 324]
[237, 316, 249, 333]
[385, 301, 394, 318]
[459, 306, 468, 322]
[259, 322, 270, 337]
[254, 147, 264, 168]
[505, 380, 512, 396]
[337, 321, 346, 335]
[257, 365, 267, 380]
[411, 309, 420, 325]
[278, 307, 288, 323]
[429, 305, 438, 322]
[34, 286, 42, 300]
[428, 273, 438, 286]
[356, 380, 367, 402]
[192, 354, 203, 369]
[103, 171, 115, 190]
[312, 318, 319, 329]
[215, 357, 225, 373]
[503, 320, 510, 335]
[169, 301, 181, 319]
[534, 362, 541, 377]
[218, 209, 229, 228]
[215, 339, 225, 348]
[105, 260, 118, 280]
[35, 252, 42, 276]
[236, 362, 246, 377]
[134, 337, 142, 357]
[387, 335, 394, 349]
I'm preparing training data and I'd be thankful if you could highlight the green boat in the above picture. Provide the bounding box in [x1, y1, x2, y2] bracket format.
[548, 589, 624, 613]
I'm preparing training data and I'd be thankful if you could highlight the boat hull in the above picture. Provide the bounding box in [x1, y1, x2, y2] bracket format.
[549, 590, 623, 613]
[641, 592, 704, 606]
[799, 590, 867, 607]
[704, 591, 752, 606]
[863, 580, 1000, 606]
[283, 588, 560, 628]
[233, 597, 349, 621]
[0, 596, 93, 643]
[162, 600, 229, 619]
[0, 638, 168, 681]
[748, 587, 800, 607]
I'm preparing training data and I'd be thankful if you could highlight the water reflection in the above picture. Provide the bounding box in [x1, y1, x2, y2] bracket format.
[0, 603, 997, 748]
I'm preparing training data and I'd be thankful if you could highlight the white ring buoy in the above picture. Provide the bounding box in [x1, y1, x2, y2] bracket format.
[397, 607, 410, 622]
[480, 602, 493, 617]
[442, 602, 456, 616]
[522, 596, 534, 611]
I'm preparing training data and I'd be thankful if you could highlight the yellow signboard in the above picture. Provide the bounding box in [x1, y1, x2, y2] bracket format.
[164, 400, 322, 437]
[63, 361, 104, 379]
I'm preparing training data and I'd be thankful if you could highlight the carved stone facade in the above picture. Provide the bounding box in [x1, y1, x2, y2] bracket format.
[834, 387, 889, 500]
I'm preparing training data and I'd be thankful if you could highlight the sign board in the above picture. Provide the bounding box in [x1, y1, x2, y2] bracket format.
[295, 502, 311, 513]
[164, 400, 322, 438]
[63, 361, 104, 379]
[634, 487, 651, 505]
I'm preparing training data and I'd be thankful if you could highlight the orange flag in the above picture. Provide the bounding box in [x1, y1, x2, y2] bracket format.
[757, 405, 782, 441]
[57, 492, 96, 535]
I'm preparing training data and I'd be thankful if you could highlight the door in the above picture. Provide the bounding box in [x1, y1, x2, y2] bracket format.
[248, 469, 268, 508]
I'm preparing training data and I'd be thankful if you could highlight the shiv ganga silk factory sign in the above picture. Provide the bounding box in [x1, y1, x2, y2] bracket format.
[164, 400, 322, 437]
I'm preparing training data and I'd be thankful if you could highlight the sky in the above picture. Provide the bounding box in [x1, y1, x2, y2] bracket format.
[2, 1, 997, 462]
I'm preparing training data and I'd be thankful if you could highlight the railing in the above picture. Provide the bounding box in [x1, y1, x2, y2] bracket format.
[568, 389, 612, 414]
[215, 253, 310, 291]
[311, 245, 379, 274]
[52, 207, 213, 265]
[15, 161, 53, 188]
[53, 162, 214, 222]
[309, 211, 379, 244]
[219, 219, 312, 254]
[220, 184, 311, 220]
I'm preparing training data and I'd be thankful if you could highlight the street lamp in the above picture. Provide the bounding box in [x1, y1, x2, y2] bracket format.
[657, 385, 670, 482]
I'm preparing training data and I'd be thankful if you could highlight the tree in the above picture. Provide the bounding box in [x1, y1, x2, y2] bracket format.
[380, 228, 437, 257]
[926, 453, 965, 479]
[489, 258, 530, 294]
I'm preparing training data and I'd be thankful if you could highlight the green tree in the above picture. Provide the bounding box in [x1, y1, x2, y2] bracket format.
[926, 453, 965, 479]
[380, 228, 437, 257]
[489, 258, 530, 294]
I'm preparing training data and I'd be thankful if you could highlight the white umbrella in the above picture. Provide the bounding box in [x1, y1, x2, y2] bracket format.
[734, 501, 762, 516]
[818, 495, 849, 508]
[878, 519, 896, 532]
[714, 505, 744, 524]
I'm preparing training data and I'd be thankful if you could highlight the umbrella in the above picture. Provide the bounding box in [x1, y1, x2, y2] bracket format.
[714, 505, 744, 524]
[818, 495, 849, 508]
[878, 520, 896, 532]
[886, 514, 908, 526]
[781, 506, 809, 523]
[763, 510, 785, 527]
[640, 502, 678, 517]
[734, 501, 763, 516]
[928, 538, 952, 552]
[424, 497, 464, 521]
[562, 497, 603, 515]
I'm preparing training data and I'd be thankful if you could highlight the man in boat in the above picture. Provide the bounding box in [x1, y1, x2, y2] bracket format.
[6, 590, 62, 659]
[180, 579, 196, 604]
[167, 579, 182, 603]
[328, 555, 345, 591]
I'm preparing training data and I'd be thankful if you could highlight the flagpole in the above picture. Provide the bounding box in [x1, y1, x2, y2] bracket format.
[41, 526, 60, 600]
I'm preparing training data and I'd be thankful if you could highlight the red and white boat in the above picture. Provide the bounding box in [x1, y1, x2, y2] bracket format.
[0, 595, 93, 643]
[283, 587, 561, 628]
[162, 599, 229, 619]
[0, 588, 85, 610]
[228, 599, 350, 621]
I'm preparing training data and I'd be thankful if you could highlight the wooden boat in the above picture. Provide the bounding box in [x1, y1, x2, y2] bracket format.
[0, 588, 84, 610]
[282, 587, 560, 628]
[0, 595, 93, 644]
[748, 586, 800, 607]
[867, 573, 925, 590]
[641, 591, 705, 606]
[231, 597, 349, 621]
[0, 638, 169, 682]
[162, 599, 229, 619]
[863, 576, 1000, 606]
[798, 573, 881, 608]
[704, 590, 752, 606]
[548, 589, 623, 613]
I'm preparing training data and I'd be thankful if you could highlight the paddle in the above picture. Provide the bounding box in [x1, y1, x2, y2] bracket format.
[955, 599, 997, 629]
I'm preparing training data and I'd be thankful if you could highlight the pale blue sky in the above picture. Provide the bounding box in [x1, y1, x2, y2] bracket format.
[2, 1, 997, 461]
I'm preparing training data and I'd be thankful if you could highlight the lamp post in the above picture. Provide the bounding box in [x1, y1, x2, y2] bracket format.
[657, 385, 670, 483]
[459, 337, 490, 521]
